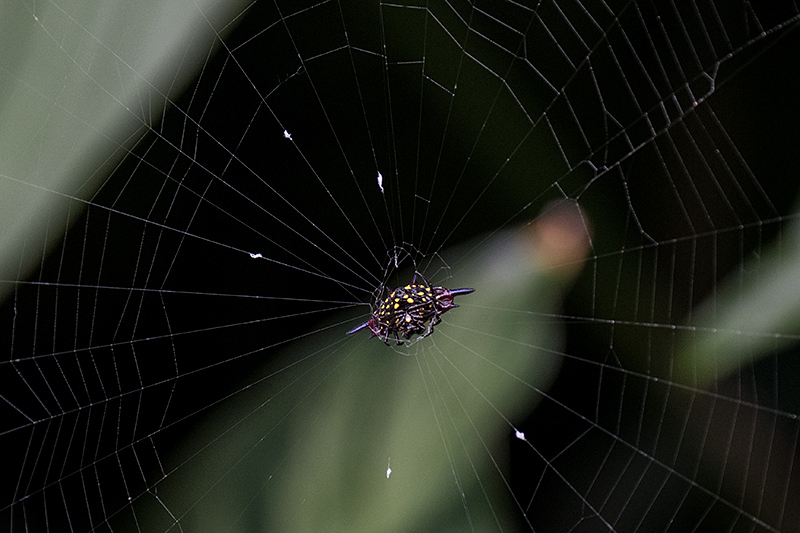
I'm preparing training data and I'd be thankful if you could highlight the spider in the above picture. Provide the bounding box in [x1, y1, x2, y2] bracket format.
[347, 273, 475, 345]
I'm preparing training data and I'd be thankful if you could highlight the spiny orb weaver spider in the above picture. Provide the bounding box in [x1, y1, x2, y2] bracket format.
[347, 273, 475, 345]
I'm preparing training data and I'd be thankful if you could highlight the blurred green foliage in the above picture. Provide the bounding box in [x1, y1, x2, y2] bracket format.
[0, 0, 248, 301]
[3, 2, 799, 532]
[134, 227, 574, 532]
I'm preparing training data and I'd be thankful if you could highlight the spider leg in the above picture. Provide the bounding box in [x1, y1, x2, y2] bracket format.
[419, 318, 436, 339]
[414, 271, 432, 288]
[379, 330, 391, 346]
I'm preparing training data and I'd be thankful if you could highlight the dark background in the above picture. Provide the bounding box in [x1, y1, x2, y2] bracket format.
[3, 1, 800, 531]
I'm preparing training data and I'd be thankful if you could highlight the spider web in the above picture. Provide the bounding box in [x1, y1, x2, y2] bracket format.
[2, 0, 800, 531]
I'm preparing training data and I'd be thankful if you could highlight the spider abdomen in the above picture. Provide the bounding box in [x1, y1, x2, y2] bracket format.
[347, 274, 475, 345]
[376, 284, 437, 337]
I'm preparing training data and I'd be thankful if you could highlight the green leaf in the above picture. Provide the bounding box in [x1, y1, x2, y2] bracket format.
[0, 0, 248, 302]
[151, 226, 583, 533]
[675, 222, 800, 386]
